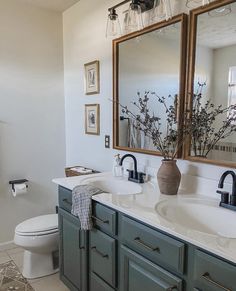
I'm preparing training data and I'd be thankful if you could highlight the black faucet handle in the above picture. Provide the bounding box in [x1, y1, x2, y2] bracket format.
[137, 172, 146, 182]
[127, 169, 134, 179]
[217, 190, 229, 204]
[126, 170, 145, 183]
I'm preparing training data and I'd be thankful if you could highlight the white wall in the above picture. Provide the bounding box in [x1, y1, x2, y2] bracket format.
[195, 44, 213, 99]
[212, 45, 236, 141]
[119, 34, 180, 100]
[0, 0, 65, 243]
[63, 0, 234, 195]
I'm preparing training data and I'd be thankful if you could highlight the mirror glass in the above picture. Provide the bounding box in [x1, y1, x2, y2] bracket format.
[116, 20, 184, 154]
[190, 1, 236, 163]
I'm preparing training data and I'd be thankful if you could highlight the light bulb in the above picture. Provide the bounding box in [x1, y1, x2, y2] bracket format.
[106, 9, 121, 38]
[126, 1, 144, 33]
[149, 0, 172, 25]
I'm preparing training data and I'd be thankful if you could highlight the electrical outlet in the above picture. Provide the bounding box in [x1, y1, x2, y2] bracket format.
[105, 135, 110, 148]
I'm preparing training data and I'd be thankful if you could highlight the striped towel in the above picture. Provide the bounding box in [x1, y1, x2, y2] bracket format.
[71, 185, 104, 230]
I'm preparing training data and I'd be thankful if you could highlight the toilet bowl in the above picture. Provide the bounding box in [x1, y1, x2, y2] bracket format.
[14, 214, 59, 279]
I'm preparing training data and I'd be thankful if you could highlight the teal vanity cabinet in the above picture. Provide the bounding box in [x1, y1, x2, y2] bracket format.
[58, 186, 236, 291]
[58, 186, 88, 291]
[90, 202, 185, 291]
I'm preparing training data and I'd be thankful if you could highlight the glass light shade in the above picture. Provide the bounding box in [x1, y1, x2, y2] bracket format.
[122, 10, 130, 35]
[126, 2, 144, 33]
[208, 5, 231, 17]
[163, 0, 172, 20]
[186, 0, 208, 9]
[106, 9, 121, 38]
[149, 0, 172, 25]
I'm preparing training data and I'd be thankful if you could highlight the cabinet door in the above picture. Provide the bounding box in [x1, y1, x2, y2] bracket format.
[58, 208, 88, 291]
[120, 245, 183, 291]
[193, 249, 236, 291]
[90, 272, 115, 291]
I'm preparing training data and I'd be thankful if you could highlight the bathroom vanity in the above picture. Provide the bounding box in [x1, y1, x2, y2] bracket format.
[54, 174, 236, 291]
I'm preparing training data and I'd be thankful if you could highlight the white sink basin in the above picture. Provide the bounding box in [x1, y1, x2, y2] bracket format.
[156, 198, 236, 238]
[81, 176, 142, 195]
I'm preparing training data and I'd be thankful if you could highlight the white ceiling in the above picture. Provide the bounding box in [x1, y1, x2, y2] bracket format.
[197, 2, 236, 49]
[18, 0, 80, 12]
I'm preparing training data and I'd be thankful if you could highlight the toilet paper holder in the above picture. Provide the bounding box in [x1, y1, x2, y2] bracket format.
[9, 179, 29, 192]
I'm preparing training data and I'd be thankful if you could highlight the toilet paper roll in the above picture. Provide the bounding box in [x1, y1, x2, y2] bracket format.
[12, 183, 27, 197]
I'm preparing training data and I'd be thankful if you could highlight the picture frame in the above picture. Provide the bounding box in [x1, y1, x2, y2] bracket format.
[85, 104, 100, 135]
[84, 60, 100, 95]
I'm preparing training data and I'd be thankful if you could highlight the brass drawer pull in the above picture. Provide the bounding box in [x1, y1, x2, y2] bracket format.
[134, 237, 160, 253]
[91, 246, 109, 258]
[62, 198, 72, 206]
[202, 272, 232, 291]
[91, 215, 109, 224]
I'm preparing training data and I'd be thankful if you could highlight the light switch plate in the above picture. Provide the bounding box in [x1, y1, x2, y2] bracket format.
[105, 135, 110, 148]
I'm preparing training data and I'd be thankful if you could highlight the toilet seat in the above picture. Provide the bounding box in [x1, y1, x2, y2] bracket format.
[15, 214, 58, 237]
[15, 228, 58, 236]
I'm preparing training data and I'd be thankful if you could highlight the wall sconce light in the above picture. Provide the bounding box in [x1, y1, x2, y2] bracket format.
[106, 0, 158, 38]
[149, 0, 172, 25]
[127, 0, 144, 33]
[106, 8, 122, 38]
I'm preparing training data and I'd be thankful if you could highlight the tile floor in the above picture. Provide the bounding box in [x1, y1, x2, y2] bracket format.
[0, 244, 69, 291]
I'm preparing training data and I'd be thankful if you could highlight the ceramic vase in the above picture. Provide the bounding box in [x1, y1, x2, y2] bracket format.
[157, 159, 181, 195]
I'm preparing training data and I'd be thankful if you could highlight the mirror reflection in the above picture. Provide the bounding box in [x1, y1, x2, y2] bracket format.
[118, 22, 182, 152]
[191, 2, 236, 163]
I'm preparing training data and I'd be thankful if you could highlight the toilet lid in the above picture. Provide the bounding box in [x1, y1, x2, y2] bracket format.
[15, 214, 58, 234]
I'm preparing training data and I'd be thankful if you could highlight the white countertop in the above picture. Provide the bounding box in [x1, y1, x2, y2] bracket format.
[53, 172, 236, 264]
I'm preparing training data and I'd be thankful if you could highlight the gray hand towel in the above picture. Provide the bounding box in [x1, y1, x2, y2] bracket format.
[71, 184, 104, 230]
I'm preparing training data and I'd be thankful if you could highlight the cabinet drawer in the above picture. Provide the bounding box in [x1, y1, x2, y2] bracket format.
[120, 245, 183, 291]
[90, 272, 115, 291]
[193, 249, 236, 291]
[92, 202, 117, 236]
[90, 229, 116, 287]
[121, 215, 185, 274]
[59, 186, 72, 213]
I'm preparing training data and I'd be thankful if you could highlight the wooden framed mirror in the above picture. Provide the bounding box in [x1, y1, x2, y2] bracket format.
[185, 0, 236, 168]
[113, 14, 187, 157]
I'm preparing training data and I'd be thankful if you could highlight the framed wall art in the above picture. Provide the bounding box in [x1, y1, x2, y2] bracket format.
[85, 104, 100, 135]
[84, 60, 100, 95]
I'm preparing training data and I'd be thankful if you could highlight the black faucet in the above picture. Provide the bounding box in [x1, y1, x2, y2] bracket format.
[217, 170, 236, 211]
[119, 154, 145, 184]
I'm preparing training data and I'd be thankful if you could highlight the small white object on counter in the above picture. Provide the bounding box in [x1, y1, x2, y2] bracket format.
[52, 172, 236, 264]
[112, 154, 123, 177]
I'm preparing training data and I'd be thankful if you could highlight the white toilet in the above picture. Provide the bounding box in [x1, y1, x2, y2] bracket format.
[14, 214, 59, 279]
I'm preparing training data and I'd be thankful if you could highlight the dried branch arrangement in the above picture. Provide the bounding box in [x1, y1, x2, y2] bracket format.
[120, 91, 182, 160]
[186, 82, 236, 157]
[119, 83, 236, 160]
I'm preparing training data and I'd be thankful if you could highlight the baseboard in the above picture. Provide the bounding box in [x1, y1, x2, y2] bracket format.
[0, 240, 15, 251]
